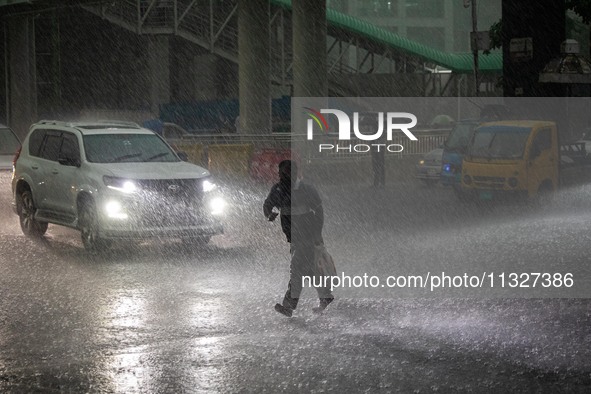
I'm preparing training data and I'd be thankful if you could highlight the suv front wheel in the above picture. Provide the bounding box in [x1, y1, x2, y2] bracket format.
[79, 200, 110, 252]
[17, 189, 48, 237]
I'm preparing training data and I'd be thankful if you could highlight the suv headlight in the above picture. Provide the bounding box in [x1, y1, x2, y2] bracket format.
[105, 200, 128, 219]
[209, 197, 226, 215]
[103, 176, 138, 193]
[201, 177, 225, 214]
[202, 178, 217, 193]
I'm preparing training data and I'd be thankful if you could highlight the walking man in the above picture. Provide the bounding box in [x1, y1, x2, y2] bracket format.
[263, 160, 334, 317]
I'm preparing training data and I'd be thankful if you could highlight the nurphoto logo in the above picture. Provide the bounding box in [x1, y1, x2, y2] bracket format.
[304, 108, 418, 153]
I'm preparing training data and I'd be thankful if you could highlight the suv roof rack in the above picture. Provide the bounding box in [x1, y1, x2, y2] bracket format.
[37, 120, 71, 126]
[84, 120, 141, 128]
[36, 120, 141, 129]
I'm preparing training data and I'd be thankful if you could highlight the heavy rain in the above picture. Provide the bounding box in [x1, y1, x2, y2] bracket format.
[1, 0, 591, 392]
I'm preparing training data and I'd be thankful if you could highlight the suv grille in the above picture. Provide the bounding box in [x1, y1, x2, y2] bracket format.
[137, 178, 203, 200]
[134, 179, 206, 226]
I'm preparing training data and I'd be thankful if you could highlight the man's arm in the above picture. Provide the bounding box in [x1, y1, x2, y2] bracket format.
[307, 184, 324, 229]
[263, 185, 279, 219]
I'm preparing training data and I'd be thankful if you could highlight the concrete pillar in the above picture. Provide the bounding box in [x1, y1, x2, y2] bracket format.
[7, 16, 36, 138]
[238, 0, 271, 134]
[292, 0, 327, 98]
[148, 36, 171, 117]
[193, 53, 222, 100]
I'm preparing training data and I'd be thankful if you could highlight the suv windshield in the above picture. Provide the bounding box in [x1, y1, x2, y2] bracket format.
[0, 127, 21, 155]
[469, 126, 531, 159]
[83, 133, 180, 163]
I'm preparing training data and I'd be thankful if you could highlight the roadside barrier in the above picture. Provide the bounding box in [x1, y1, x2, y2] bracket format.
[173, 142, 206, 167]
[208, 143, 254, 178]
[250, 148, 300, 183]
[172, 129, 448, 179]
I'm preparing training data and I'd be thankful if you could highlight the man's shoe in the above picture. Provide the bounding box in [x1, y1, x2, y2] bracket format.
[274, 303, 293, 317]
[312, 298, 334, 314]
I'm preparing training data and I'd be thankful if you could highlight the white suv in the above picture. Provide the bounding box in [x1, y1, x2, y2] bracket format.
[12, 120, 224, 251]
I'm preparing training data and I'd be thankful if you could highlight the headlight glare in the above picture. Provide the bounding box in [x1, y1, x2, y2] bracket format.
[203, 179, 216, 193]
[209, 197, 226, 215]
[104, 176, 137, 193]
[105, 200, 128, 219]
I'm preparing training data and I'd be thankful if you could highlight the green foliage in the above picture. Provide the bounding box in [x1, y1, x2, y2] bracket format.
[485, 1, 591, 54]
[484, 19, 502, 55]
[566, 0, 591, 24]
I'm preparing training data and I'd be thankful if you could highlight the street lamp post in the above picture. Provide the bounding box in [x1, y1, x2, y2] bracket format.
[468, 0, 480, 96]
[472, 0, 480, 97]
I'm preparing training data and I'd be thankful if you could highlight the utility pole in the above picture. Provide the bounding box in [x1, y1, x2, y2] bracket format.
[467, 0, 480, 96]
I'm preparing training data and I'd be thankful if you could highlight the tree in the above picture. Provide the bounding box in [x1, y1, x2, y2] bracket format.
[486, 1, 591, 53]
[566, 0, 591, 23]
[484, 19, 502, 54]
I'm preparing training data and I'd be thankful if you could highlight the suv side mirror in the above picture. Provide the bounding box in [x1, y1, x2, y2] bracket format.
[176, 151, 189, 161]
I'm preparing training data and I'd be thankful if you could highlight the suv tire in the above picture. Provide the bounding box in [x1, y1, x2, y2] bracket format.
[17, 189, 48, 237]
[79, 200, 110, 252]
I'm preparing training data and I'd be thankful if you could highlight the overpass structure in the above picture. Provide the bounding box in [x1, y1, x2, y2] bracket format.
[1, 0, 502, 135]
[75, 0, 501, 95]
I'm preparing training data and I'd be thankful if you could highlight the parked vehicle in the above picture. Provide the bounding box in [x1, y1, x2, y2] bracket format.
[142, 119, 191, 141]
[440, 119, 480, 195]
[0, 124, 21, 171]
[12, 120, 224, 251]
[415, 148, 443, 186]
[441, 105, 514, 198]
[461, 120, 561, 201]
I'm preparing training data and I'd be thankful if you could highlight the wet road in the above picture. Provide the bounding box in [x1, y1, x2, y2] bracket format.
[0, 172, 590, 392]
